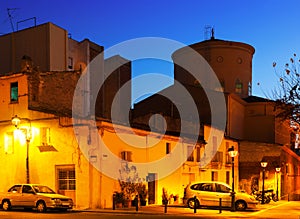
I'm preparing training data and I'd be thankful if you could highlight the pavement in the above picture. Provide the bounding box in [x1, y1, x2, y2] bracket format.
[73, 200, 291, 217]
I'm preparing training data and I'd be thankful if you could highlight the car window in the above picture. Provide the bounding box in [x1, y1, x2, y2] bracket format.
[8, 185, 21, 193]
[33, 185, 55, 194]
[216, 183, 231, 193]
[199, 183, 213, 192]
[190, 183, 201, 190]
[22, 185, 34, 194]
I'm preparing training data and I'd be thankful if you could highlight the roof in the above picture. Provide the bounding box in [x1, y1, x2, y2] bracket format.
[243, 95, 273, 103]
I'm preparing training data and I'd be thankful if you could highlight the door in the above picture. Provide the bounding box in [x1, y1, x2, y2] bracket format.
[197, 183, 215, 206]
[215, 183, 232, 207]
[147, 173, 157, 204]
[20, 185, 37, 207]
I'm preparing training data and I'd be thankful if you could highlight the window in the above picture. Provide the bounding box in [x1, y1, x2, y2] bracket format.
[57, 167, 76, 190]
[211, 171, 218, 181]
[235, 79, 243, 94]
[212, 151, 223, 163]
[68, 57, 73, 69]
[8, 185, 21, 193]
[216, 183, 231, 193]
[226, 171, 230, 185]
[199, 183, 213, 192]
[187, 146, 194, 162]
[196, 146, 201, 162]
[4, 132, 14, 154]
[166, 142, 171, 154]
[22, 185, 34, 193]
[121, 151, 132, 162]
[40, 127, 50, 145]
[212, 136, 217, 154]
[10, 82, 18, 102]
[225, 142, 231, 164]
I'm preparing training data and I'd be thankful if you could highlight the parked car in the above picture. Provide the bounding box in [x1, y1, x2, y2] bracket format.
[183, 181, 258, 211]
[0, 184, 73, 212]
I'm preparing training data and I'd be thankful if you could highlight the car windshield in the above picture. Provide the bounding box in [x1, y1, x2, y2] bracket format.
[32, 185, 56, 194]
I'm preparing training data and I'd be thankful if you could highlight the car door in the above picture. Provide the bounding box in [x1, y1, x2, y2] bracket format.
[20, 185, 37, 207]
[7, 185, 23, 206]
[215, 183, 232, 207]
[197, 183, 215, 206]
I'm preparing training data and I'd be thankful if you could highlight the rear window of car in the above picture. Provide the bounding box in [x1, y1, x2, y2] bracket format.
[8, 185, 21, 193]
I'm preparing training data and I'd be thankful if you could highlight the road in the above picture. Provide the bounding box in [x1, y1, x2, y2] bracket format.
[0, 201, 300, 219]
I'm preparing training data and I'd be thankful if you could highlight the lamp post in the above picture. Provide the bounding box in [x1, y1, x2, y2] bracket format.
[260, 160, 268, 204]
[228, 146, 238, 212]
[11, 115, 31, 184]
[275, 167, 281, 201]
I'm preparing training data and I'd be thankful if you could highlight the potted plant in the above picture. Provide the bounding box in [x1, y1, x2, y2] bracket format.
[114, 192, 124, 208]
[137, 183, 148, 206]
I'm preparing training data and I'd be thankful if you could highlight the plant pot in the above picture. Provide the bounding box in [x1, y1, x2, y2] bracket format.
[116, 202, 123, 208]
[140, 200, 147, 206]
[123, 200, 132, 208]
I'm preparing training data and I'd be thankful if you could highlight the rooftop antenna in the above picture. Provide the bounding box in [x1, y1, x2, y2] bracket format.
[7, 8, 19, 32]
[204, 25, 214, 40]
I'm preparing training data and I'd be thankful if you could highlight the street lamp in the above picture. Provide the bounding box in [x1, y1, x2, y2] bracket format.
[275, 166, 281, 201]
[260, 160, 268, 204]
[228, 146, 238, 212]
[11, 115, 31, 184]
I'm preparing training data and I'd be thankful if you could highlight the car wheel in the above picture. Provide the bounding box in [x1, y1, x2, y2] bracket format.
[36, 201, 46, 213]
[2, 200, 11, 211]
[235, 200, 247, 211]
[187, 198, 200, 209]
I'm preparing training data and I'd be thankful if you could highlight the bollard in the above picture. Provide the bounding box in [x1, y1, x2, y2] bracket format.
[112, 193, 116, 210]
[164, 201, 167, 213]
[194, 196, 197, 213]
[219, 198, 222, 214]
[135, 195, 139, 212]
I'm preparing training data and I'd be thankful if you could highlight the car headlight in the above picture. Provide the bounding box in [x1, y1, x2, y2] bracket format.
[51, 198, 62, 203]
[249, 196, 256, 201]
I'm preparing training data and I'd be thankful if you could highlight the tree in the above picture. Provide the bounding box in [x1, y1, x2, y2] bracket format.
[273, 53, 300, 129]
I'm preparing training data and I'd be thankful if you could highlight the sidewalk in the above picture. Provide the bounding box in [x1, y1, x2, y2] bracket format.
[73, 200, 289, 217]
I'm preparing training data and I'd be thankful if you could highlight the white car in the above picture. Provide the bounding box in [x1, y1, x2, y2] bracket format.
[183, 181, 258, 211]
[0, 184, 73, 212]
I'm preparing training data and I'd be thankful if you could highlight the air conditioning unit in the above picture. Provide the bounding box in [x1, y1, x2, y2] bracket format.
[121, 151, 132, 162]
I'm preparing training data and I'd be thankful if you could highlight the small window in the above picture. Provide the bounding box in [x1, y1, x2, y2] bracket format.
[166, 142, 171, 154]
[40, 127, 50, 145]
[211, 171, 218, 181]
[226, 171, 230, 185]
[10, 82, 18, 102]
[235, 79, 243, 94]
[187, 146, 194, 162]
[121, 151, 132, 162]
[68, 57, 73, 69]
[196, 146, 201, 162]
[57, 167, 76, 190]
[4, 132, 14, 154]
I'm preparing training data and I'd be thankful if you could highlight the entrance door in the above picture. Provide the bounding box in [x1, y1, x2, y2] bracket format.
[147, 173, 157, 204]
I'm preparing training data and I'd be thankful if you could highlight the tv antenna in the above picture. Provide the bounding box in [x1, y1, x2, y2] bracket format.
[204, 25, 215, 40]
[7, 8, 20, 32]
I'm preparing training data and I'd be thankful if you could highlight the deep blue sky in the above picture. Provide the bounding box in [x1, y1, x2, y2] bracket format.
[1, 0, 300, 101]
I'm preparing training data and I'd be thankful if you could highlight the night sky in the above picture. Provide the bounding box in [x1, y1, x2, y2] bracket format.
[1, 0, 300, 102]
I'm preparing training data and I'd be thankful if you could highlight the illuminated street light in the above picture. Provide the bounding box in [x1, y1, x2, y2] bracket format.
[260, 159, 268, 204]
[11, 115, 31, 183]
[276, 166, 281, 201]
[228, 146, 238, 212]
[11, 115, 21, 127]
